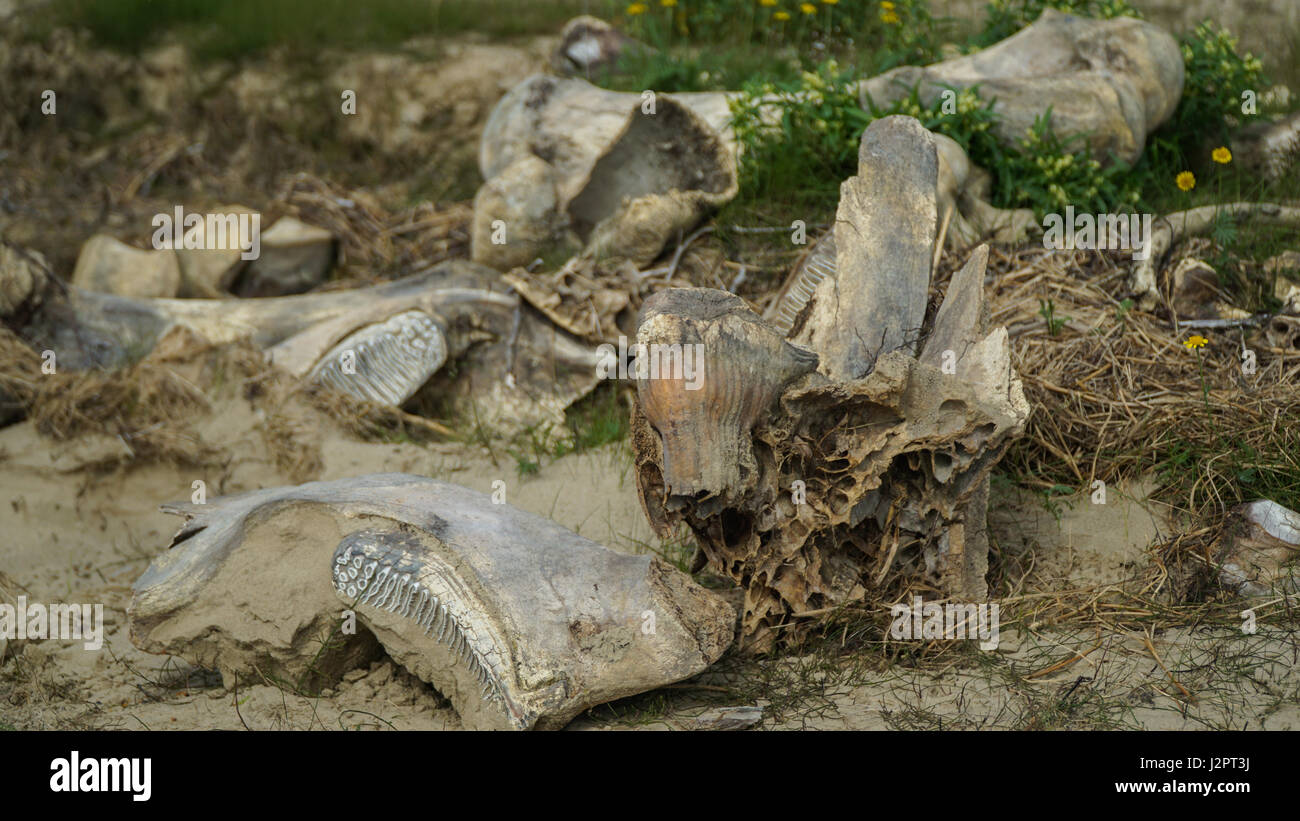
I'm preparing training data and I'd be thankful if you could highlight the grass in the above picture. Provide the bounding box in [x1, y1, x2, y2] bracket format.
[504, 381, 631, 477]
[28, 0, 605, 60]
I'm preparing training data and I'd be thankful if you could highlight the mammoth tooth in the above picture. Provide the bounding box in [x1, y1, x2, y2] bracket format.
[306, 309, 448, 406]
[635, 288, 818, 505]
[765, 232, 837, 338]
[128, 474, 735, 730]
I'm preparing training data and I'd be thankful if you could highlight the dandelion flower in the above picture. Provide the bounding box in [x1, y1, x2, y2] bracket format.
[801, 2, 817, 13]
[881, 0, 895, 7]
[1176, 171, 1195, 191]
[760, 0, 777, 5]
[774, 10, 791, 20]
[627, 2, 648, 14]
[822, 0, 839, 4]
[1184, 334, 1209, 350]
[1212, 146, 1232, 164]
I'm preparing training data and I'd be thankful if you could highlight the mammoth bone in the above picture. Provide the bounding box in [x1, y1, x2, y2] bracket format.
[630, 117, 1030, 652]
[0, 254, 603, 433]
[128, 473, 736, 730]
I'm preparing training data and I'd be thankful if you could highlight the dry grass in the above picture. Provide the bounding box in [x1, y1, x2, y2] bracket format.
[964, 244, 1300, 519]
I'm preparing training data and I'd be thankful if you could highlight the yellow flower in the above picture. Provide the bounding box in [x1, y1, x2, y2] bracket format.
[1176, 171, 1195, 191]
[660, 0, 677, 5]
[774, 10, 791, 20]
[881, 0, 895, 7]
[1184, 335, 1209, 350]
[760, 0, 777, 5]
[1212, 146, 1232, 164]
[626, 2, 647, 13]
[822, 0, 839, 4]
[881, 10, 900, 23]
[800, 2, 817, 12]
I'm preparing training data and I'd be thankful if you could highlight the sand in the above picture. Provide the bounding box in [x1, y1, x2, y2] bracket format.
[3, 374, 1294, 731]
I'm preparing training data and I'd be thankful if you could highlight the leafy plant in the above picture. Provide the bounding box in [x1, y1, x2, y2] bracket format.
[1038, 298, 1070, 336]
[976, 0, 1141, 47]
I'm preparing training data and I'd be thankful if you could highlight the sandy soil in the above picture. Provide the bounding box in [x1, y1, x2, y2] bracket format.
[3, 377, 1294, 731]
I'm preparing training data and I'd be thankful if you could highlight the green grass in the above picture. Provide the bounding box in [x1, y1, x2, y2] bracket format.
[29, 0, 605, 60]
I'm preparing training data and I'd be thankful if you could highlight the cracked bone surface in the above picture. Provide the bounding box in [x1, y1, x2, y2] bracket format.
[0, 256, 602, 433]
[764, 130, 1032, 337]
[631, 117, 1029, 651]
[129, 474, 735, 730]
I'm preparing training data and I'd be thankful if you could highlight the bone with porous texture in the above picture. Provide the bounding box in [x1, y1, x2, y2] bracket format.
[129, 474, 736, 730]
[632, 116, 1029, 651]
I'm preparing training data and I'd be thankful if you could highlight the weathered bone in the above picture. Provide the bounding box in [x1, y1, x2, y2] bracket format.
[856, 9, 1183, 165]
[128, 474, 735, 730]
[631, 116, 1029, 651]
[2, 258, 604, 432]
[1236, 109, 1300, 182]
[636, 288, 818, 511]
[475, 75, 737, 269]
[1130, 203, 1300, 310]
[790, 115, 937, 380]
[765, 132, 1030, 337]
[1216, 500, 1300, 597]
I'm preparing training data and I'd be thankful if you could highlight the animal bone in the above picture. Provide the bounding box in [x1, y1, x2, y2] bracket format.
[1130, 203, 1300, 310]
[787, 116, 936, 380]
[636, 288, 818, 512]
[631, 117, 1029, 651]
[476, 75, 737, 268]
[1217, 500, 1300, 597]
[1264, 314, 1300, 352]
[1, 258, 604, 432]
[1236, 110, 1300, 182]
[765, 130, 1032, 337]
[856, 9, 1183, 165]
[129, 474, 736, 730]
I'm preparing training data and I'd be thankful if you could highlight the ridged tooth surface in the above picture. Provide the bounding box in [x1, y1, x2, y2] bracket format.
[332, 530, 516, 725]
[308, 310, 448, 406]
[772, 233, 836, 336]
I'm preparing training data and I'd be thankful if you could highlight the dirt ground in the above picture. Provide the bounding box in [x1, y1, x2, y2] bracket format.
[3, 382, 1296, 730]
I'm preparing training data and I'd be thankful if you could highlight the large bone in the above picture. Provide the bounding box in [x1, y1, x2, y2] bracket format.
[475, 75, 737, 269]
[789, 116, 937, 380]
[129, 474, 735, 730]
[632, 117, 1029, 651]
[857, 9, 1183, 165]
[2, 257, 604, 432]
